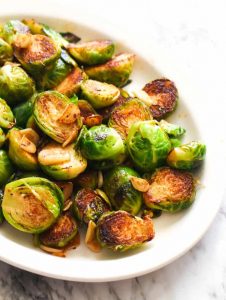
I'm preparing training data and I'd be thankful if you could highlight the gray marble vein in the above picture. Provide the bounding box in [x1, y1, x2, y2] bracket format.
[0, 0, 226, 299]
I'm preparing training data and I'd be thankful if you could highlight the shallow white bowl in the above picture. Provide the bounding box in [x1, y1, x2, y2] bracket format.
[0, 0, 225, 282]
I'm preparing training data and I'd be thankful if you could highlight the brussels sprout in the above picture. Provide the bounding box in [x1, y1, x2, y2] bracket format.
[1, 20, 30, 45]
[103, 166, 142, 215]
[54, 67, 87, 97]
[0, 98, 15, 128]
[74, 169, 99, 189]
[143, 167, 195, 212]
[96, 211, 155, 251]
[8, 128, 40, 171]
[23, 19, 68, 48]
[34, 91, 82, 146]
[0, 128, 6, 148]
[0, 150, 14, 187]
[170, 138, 182, 148]
[142, 79, 178, 119]
[89, 152, 126, 170]
[0, 64, 35, 106]
[38, 58, 73, 90]
[38, 142, 87, 180]
[127, 120, 171, 171]
[108, 98, 152, 139]
[2, 177, 63, 233]
[74, 188, 111, 223]
[38, 211, 78, 248]
[78, 100, 103, 127]
[167, 141, 206, 169]
[14, 33, 61, 73]
[99, 93, 129, 122]
[13, 95, 35, 128]
[79, 125, 126, 162]
[68, 40, 115, 65]
[159, 120, 185, 137]
[0, 38, 13, 65]
[85, 53, 135, 87]
[81, 80, 120, 109]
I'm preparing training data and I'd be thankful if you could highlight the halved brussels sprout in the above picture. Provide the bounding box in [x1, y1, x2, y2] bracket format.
[0, 38, 13, 65]
[167, 141, 206, 169]
[38, 142, 87, 180]
[0, 98, 15, 128]
[143, 167, 195, 212]
[79, 125, 126, 162]
[78, 100, 103, 127]
[96, 211, 155, 251]
[1, 20, 30, 45]
[81, 79, 120, 109]
[2, 177, 63, 233]
[99, 92, 129, 122]
[127, 120, 171, 171]
[54, 67, 87, 97]
[103, 166, 142, 215]
[0, 63, 35, 106]
[34, 91, 82, 146]
[142, 79, 178, 119]
[68, 40, 114, 65]
[13, 33, 61, 73]
[38, 211, 78, 248]
[85, 53, 135, 87]
[13, 95, 35, 128]
[23, 18, 68, 48]
[159, 120, 185, 137]
[108, 98, 152, 139]
[0, 150, 14, 187]
[38, 58, 73, 90]
[8, 128, 40, 171]
[74, 169, 99, 189]
[0, 128, 6, 148]
[74, 188, 111, 223]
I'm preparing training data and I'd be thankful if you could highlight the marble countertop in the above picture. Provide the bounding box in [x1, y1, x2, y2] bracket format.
[0, 0, 226, 299]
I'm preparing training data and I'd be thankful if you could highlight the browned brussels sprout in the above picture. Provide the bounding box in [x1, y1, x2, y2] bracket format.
[85, 53, 135, 87]
[68, 40, 115, 65]
[8, 128, 40, 171]
[73, 169, 101, 189]
[2, 177, 64, 233]
[33, 91, 82, 146]
[96, 211, 155, 251]
[54, 67, 87, 97]
[143, 167, 195, 212]
[74, 188, 111, 223]
[13, 33, 61, 73]
[78, 100, 103, 127]
[39, 211, 78, 248]
[108, 98, 152, 139]
[142, 78, 178, 119]
[1, 20, 30, 45]
[38, 142, 87, 180]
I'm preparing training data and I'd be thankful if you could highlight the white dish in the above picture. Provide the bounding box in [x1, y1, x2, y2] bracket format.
[0, 0, 225, 282]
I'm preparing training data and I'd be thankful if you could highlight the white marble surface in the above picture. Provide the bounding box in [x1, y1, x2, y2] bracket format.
[0, 0, 226, 299]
